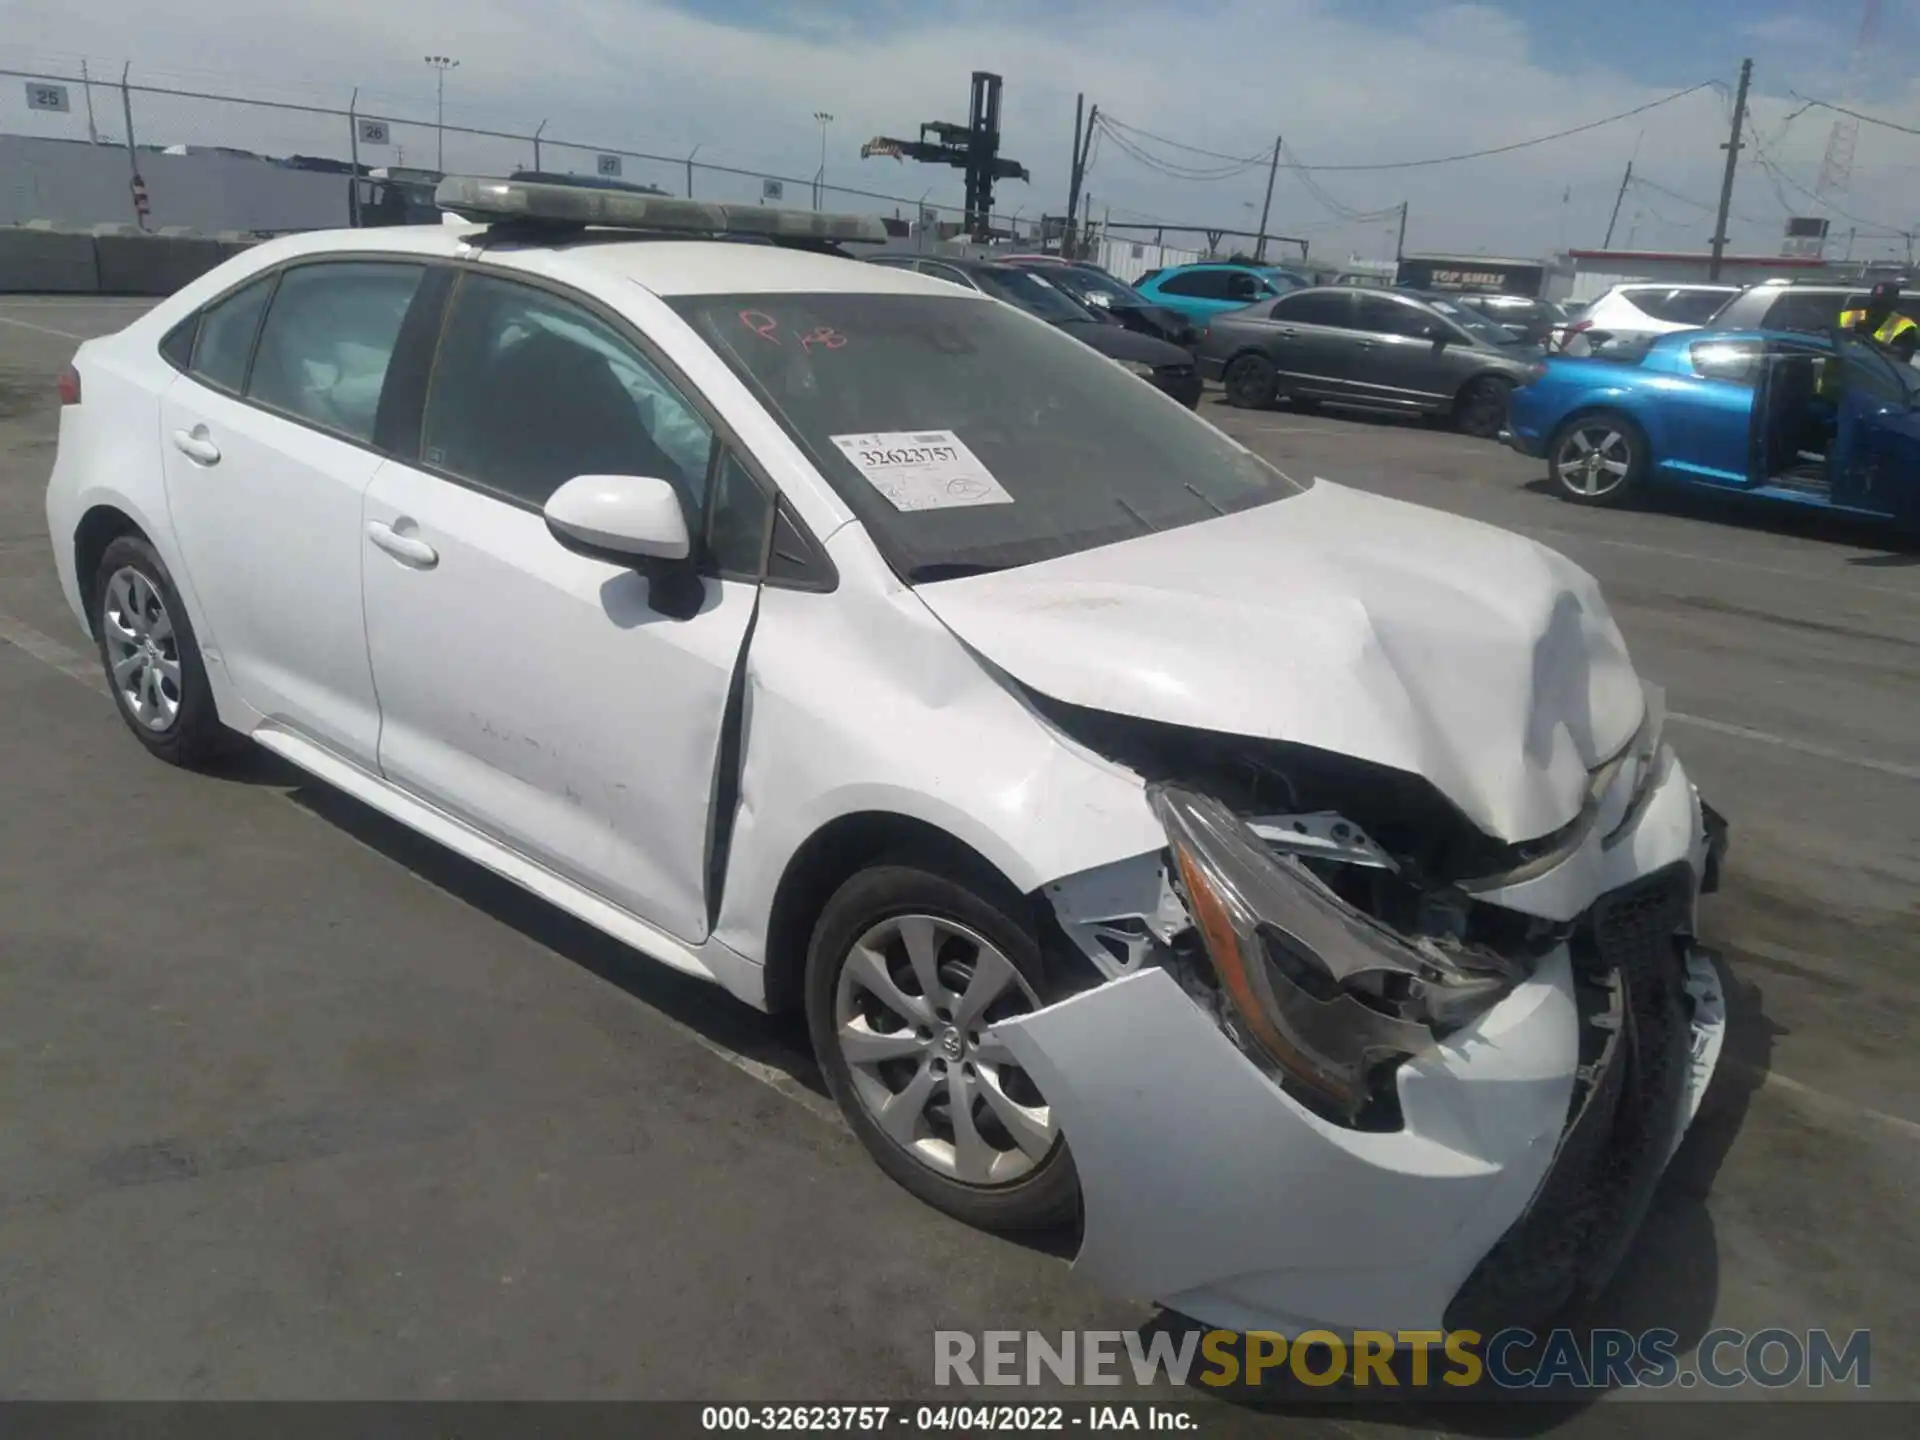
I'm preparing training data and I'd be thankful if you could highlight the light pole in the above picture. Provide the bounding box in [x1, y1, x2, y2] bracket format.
[812, 110, 834, 208]
[424, 54, 460, 171]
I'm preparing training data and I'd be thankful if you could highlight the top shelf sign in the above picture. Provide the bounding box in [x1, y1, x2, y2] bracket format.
[25, 82, 71, 114]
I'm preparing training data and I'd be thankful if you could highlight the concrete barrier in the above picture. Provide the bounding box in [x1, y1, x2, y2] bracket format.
[93, 233, 232, 295]
[0, 227, 102, 293]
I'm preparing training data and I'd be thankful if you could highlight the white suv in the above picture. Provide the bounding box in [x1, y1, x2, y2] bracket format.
[44, 176, 1728, 1339]
[1559, 283, 1740, 355]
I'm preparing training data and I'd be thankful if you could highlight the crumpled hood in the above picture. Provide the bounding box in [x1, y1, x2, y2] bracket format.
[913, 480, 1644, 844]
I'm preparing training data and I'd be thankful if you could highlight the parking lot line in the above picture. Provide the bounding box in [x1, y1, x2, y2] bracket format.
[1514, 522, 1920, 603]
[0, 314, 87, 342]
[1668, 712, 1920, 782]
[6, 599, 1916, 1151]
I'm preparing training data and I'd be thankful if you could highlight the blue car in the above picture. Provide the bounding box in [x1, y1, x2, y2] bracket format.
[1134, 263, 1310, 322]
[1504, 327, 1920, 524]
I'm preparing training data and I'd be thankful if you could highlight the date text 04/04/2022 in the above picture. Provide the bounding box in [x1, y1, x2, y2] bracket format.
[699, 1404, 1198, 1432]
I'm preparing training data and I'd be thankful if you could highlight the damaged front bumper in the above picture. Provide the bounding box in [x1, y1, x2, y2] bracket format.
[997, 749, 1727, 1337]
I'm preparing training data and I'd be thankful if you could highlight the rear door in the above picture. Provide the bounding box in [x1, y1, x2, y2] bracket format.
[360, 268, 770, 943]
[1256, 289, 1361, 398]
[158, 257, 430, 762]
[1662, 337, 1763, 487]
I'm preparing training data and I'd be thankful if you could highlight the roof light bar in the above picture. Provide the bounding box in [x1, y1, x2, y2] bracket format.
[434, 175, 888, 244]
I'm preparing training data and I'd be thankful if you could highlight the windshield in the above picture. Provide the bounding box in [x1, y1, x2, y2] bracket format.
[1426, 295, 1528, 346]
[669, 291, 1304, 577]
[1053, 268, 1151, 309]
[969, 267, 1097, 325]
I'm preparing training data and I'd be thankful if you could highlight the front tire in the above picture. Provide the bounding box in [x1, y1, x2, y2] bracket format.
[1223, 352, 1279, 409]
[805, 861, 1079, 1232]
[92, 535, 233, 768]
[1549, 414, 1647, 507]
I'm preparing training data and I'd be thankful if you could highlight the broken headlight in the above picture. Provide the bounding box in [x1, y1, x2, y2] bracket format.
[1151, 782, 1526, 1125]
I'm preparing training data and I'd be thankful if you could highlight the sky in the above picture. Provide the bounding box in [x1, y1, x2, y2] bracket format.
[6, 0, 1920, 262]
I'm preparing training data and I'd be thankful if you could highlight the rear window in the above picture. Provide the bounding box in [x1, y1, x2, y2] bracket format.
[1757, 291, 1856, 333]
[1624, 287, 1735, 324]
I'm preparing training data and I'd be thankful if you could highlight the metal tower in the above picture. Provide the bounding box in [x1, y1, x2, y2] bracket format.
[1813, 0, 1883, 207]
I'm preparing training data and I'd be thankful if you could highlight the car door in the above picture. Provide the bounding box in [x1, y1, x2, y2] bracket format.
[1666, 337, 1764, 487]
[1828, 332, 1920, 517]
[158, 257, 429, 762]
[359, 268, 768, 944]
[1347, 293, 1458, 407]
[1255, 289, 1361, 398]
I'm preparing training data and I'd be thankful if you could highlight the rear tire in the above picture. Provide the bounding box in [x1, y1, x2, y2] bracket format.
[805, 860, 1080, 1233]
[1454, 375, 1514, 438]
[91, 535, 235, 768]
[1548, 414, 1647, 507]
[1223, 352, 1279, 409]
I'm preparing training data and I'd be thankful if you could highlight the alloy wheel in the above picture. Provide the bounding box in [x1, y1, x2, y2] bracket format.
[833, 913, 1057, 1187]
[1554, 424, 1634, 497]
[100, 565, 181, 732]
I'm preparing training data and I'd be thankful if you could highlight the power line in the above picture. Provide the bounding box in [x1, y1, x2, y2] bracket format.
[1102, 81, 1717, 179]
[1095, 114, 1268, 167]
[1748, 125, 1910, 234]
[1788, 91, 1920, 140]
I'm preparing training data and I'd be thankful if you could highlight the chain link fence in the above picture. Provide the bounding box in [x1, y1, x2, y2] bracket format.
[1, 64, 1035, 241]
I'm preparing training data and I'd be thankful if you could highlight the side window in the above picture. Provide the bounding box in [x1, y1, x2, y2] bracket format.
[705, 450, 773, 578]
[1690, 339, 1764, 384]
[1225, 272, 1263, 302]
[1761, 292, 1849, 334]
[1158, 270, 1224, 299]
[918, 262, 975, 288]
[160, 315, 197, 372]
[1353, 295, 1434, 338]
[422, 272, 715, 511]
[187, 274, 274, 394]
[246, 262, 424, 442]
[1270, 290, 1355, 327]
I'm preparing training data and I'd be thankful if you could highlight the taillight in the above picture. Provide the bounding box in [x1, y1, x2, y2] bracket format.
[58, 365, 81, 406]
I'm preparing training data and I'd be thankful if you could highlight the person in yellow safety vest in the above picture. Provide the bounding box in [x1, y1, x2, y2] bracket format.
[1813, 281, 1917, 405]
[1839, 281, 1919, 364]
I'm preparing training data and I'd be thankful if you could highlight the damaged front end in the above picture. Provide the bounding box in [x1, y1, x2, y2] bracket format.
[1151, 784, 1538, 1127]
[1007, 695, 1728, 1337]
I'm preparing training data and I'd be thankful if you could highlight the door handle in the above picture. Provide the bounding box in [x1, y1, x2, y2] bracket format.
[1278, 327, 1299, 336]
[366, 519, 439, 568]
[172, 427, 221, 465]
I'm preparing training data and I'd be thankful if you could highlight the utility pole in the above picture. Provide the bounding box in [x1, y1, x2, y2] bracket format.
[1066, 98, 1096, 258]
[348, 87, 362, 228]
[532, 119, 546, 171]
[80, 60, 100, 144]
[1065, 93, 1084, 254]
[119, 63, 146, 231]
[686, 144, 700, 198]
[1254, 133, 1281, 262]
[1603, 160, 1633, 248]
[1394, 200, 1408, 263]
[1708, 57, 1752, 282]
[812, 111, 834, 208]
[424, 55, 459, 171]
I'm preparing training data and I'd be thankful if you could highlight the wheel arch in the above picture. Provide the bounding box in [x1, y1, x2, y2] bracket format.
[73, 503, 153, 638]
[760, 810, 1034, 1015]
[1546, 403, 1654, 462]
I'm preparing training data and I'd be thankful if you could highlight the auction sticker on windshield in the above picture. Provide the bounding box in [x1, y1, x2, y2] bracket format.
[830, 430, 1014, 512]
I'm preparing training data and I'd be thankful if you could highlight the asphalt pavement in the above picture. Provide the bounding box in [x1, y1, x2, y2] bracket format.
[1, 295, 1915, 1427]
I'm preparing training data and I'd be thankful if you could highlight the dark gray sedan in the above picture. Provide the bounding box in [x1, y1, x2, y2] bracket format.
[1196, 287, 1546, 437]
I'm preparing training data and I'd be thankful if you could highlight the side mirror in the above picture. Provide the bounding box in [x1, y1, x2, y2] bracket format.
[545, 473, 705, 619]
[544, 473, 690, 563]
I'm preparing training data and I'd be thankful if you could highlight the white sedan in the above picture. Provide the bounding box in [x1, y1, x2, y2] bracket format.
[44, 177, 1728, 1338]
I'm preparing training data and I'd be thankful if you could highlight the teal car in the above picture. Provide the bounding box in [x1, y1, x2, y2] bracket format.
[1134, 263, 1310, 322]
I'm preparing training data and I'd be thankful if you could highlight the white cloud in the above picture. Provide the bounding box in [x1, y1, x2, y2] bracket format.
[6, 0, 1919, 261]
